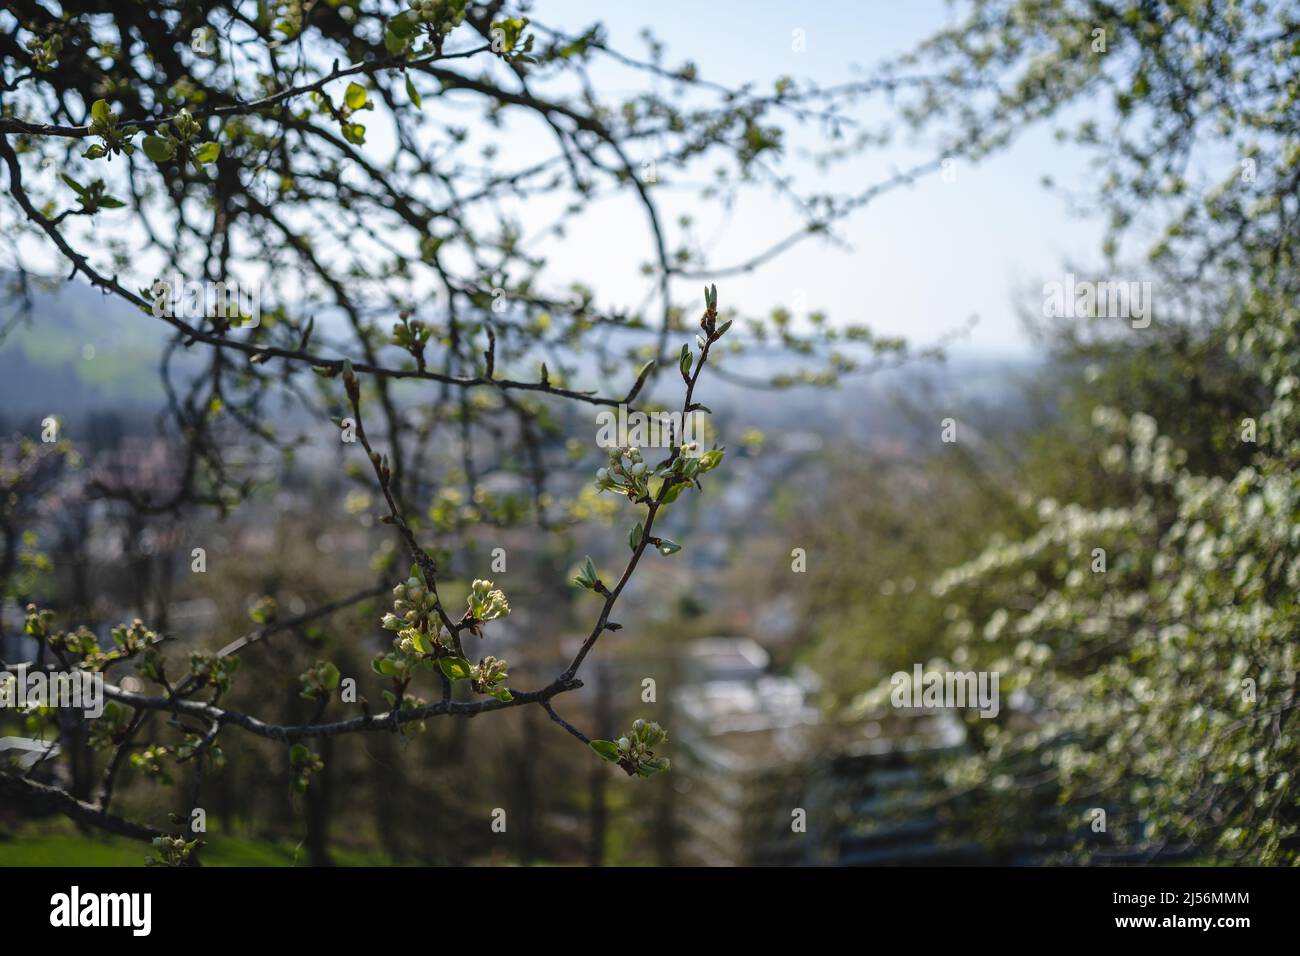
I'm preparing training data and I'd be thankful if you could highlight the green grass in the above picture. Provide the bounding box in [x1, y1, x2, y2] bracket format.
[0, 818, 393, 867]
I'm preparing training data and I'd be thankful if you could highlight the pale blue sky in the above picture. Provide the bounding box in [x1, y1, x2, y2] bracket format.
[524, 0, 1108, 357]
[7, 2, 1114, 361]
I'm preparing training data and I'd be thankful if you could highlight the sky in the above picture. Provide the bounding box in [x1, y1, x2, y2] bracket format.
[524, 0, 1109, 358]
[5, 1, 1116, 363]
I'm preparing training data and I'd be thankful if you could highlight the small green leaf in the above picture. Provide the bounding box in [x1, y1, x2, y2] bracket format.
[387, 12, 417, 38]
[657, 539, 682, 556]
[679, 343, 692, 377]
[489, 687, 513, 703]
[90, 99, 112, 123]
[438, 657, 473, 681]
[573, 555, 598, 589]
[590, 740, 621, 762]
[628, 521, 643, 551]
[384, 27, 409, 55]
[405, 75, 422, 109]
[345, 82, 368, 111]
[142, 135, 174, 162]
[193, 141, 221, 165]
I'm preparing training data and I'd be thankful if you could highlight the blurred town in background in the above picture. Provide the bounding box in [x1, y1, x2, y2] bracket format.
[1, 278, 1051, 866]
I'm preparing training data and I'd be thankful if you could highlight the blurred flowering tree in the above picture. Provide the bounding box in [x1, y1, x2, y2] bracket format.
[808, 0, 1299, 862]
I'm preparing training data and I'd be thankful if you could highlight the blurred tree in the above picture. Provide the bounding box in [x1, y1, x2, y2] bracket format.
[800, 0, 1300, 863]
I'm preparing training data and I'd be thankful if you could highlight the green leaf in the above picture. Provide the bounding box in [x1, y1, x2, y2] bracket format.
[628, 521, 643, 551]
[320, 662, 340, 689]
[345, 82, 368, 111]
[193, 141, 221, 165]
[81, 144, 106, 160]
[60, 175, 88, 196]
[573, 555, 598, 588]
[489, 687, 513, 702]
[387, 12, 417, 38]
[679, 343, 693, 377]
[90, 99, 112, 123]
[142, 135, 174, 162]
[405, 75, 422, 109]
[384, 26, 409, 55]
[698, 448, 725, 472]
[438, 657, 473, 681]
[657, 539, 682, 556]
[589, 740, 621, 762]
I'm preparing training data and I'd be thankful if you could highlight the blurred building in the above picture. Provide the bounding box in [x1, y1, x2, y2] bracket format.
[670, 637, 1017, 866]
[672, 638, 819, 865]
